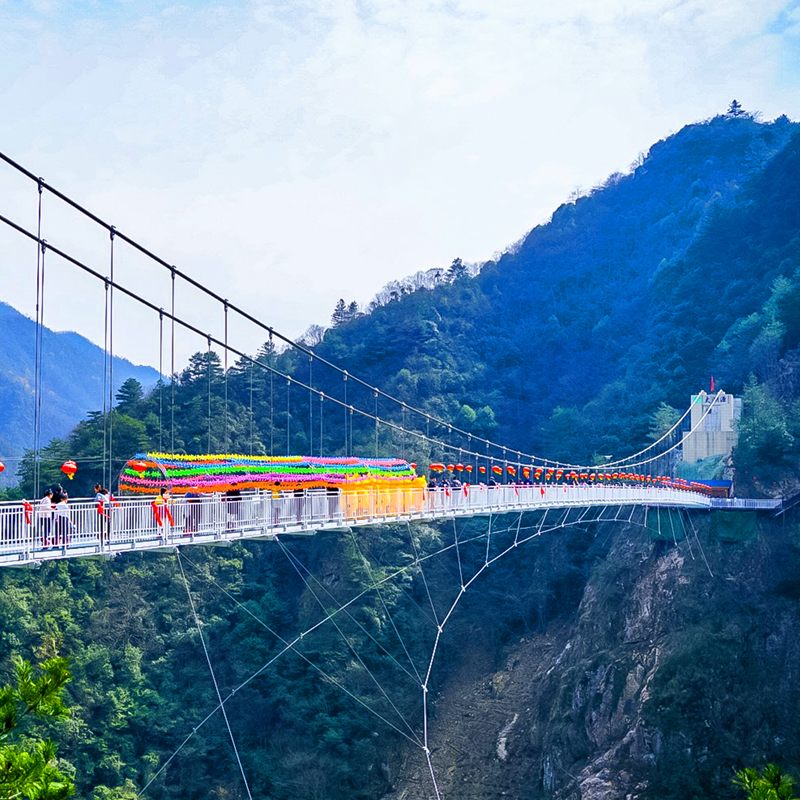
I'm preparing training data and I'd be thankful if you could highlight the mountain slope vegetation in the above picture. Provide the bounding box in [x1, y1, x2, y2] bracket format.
[2, 111, 800, 799]
[308, 113, 800, 473]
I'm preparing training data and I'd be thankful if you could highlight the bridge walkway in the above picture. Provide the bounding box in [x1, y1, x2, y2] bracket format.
[0, 485, 711, 567]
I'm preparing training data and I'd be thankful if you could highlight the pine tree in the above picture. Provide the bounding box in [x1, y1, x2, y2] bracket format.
[114, 378, 144, 416]
[447, 257, 467, 281]
[0, 657, 74, 800]
[331, 299, 348, 326]
[734, 764, 798, 799]
[180, 351, 223, 386]
[727, 99, 746, 117]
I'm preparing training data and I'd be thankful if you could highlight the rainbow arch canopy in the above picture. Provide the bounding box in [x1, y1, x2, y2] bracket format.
[120, 453, 425, 495]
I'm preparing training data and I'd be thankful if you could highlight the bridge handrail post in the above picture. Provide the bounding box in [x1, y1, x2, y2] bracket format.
[23, 506, 30, 564]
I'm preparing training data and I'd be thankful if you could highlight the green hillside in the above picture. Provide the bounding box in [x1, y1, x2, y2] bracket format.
[4, 111, 800, 799]
[13, 112, 800, 499]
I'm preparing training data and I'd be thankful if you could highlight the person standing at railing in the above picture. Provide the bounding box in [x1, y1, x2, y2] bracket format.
[94, 485, 111, 542]
[293, 487, 305, 524]
[268, 483, 281, 526]
[225, 488, 241, 531]
[37, 489, 53, 547]
[185, 492, 201, 534]
[53, 494, 75, 547]
[152, 488, 174, 533]
[327, 485, 340, 521]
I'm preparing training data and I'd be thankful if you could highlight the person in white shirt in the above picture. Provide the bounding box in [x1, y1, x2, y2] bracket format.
[94, 484, 111, 542]
[37, 489, 53, 547]
[53, 494, 74, 546]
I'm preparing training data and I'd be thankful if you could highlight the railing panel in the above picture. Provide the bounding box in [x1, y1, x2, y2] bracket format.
[0, 485, 713, 566]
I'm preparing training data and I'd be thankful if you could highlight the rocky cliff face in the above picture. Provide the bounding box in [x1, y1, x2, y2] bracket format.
[386, 510, 800, 800]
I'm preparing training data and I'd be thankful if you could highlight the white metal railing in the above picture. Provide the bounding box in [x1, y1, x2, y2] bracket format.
[0, 485, 711, 567]
[709, 497, 781, 510]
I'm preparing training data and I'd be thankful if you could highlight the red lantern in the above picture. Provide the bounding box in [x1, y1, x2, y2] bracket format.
[410, 463, 417, 470]
[129, 460, 148, 474]
[61, 460, 78, 481]
[0, 462, 4, 474]
[446, 464, 455, 472]
[507, 466, 516, 475]
[478, 466, 486, 474]
[455, 464, 464, 472]
[491, 465, 502, 475]
[429, 463, 445, 472]
[465, 465, 473, 472]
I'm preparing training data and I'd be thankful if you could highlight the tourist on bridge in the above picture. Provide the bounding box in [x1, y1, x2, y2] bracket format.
[94, 484, 111, 542]
[326, 484, 340, 519]
[185, 492, 201, 534]
[152, 488, 174, 532]
[225, 488, 241, 531]
[37, 489, 53, 547]
[293, 486, 305, 524]
[53, 493, 75, 546]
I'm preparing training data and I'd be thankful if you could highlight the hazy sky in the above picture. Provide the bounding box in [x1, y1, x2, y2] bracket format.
[1, 0, 799, 369]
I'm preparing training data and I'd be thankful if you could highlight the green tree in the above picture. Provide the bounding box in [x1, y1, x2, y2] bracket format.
[649, 402, 681, 440]
[733, 376, 794, 490]
[0, 657, 74, 800]
[331, 299, 348, 326]
[114, 379, 144, 417]
[447, 257, 467, 281]
[17, 440, 72, 499]
[727, 99, 746, 117]
[734, 764, 798, 800]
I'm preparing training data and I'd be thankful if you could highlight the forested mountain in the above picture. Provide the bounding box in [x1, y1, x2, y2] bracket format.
[3, 111, 800, 800]
[0, 301, 159, 475]
[7, 112, 800, 497]
[311, 113, 800, 472]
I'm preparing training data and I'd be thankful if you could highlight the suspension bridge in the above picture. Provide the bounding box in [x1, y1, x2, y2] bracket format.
[0, 483, 718, 567]
[0, 145, 765, 567]
[0, 151, 777, 800]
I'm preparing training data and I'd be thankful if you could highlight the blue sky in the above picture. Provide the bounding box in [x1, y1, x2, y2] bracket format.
[1, 0, 799, 368]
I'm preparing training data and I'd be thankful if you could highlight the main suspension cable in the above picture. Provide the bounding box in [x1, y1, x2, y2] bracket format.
[1, 206, 700, 474]
[0, 149, 583, 468]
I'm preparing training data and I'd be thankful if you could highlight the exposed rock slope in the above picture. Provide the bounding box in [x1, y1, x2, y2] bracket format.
[386, 512, 800, 799]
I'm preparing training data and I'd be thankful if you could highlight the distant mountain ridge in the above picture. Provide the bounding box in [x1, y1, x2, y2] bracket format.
[0, 301, 159, 475]
[311, 113, 800, 464]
